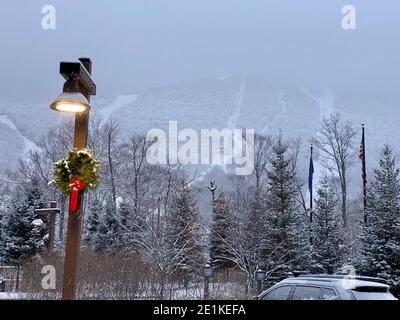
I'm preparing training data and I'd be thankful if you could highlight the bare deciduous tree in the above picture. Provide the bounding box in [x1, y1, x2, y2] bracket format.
[313, 113, 357, 227]
[252, 134, 273, 189]
[101, 118, 120, 207]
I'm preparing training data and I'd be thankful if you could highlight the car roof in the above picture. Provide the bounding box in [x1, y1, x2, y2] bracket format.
[295, 274, 388, 284]
[278, 274, 389, 290]
[280, 278, 340, 286]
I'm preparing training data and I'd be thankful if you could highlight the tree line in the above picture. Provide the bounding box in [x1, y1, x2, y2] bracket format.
[0, 112, 399, 297]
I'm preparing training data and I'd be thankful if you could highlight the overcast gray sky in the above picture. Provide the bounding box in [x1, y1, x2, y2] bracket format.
[0, 0, 399, 102]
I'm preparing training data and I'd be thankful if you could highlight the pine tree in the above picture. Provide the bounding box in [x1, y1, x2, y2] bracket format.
[312, 175, 345, 273]
[227, 180, 272, 292]
[1, 178, 48, 266]
[117, 198, 140, 252]
[83, 195, 102, 250]
[266, 136, 312, 277]
[360, 144, 400, 297]
[119, 199, 131, 229]
[95, 197, 120, 252]
[209, 194, 234, 271]
[167, 185, 204, 282]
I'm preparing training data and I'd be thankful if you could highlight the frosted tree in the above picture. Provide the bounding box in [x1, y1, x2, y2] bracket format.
[314, 113, 357, 227]
[218, 135, 306, 293]
[252, 134, 272, 189]
[360, 144, 400, 297]
[83, 195, 102, 250]
[116, 135, 155, 218]
[223, 176, 272, 293]
[209, 193, 234, 271]
[95, 197, 121, 252]
[118, 199, 129, 228]
[167, 184, 205, 283]
[127, 165, 203, 298]
[101, 118, 121, 208]
[312, 175, 346, 273]
[0, 177, 48, 266]
[117, 198, 142, 253]
[266, 135, 312, 277]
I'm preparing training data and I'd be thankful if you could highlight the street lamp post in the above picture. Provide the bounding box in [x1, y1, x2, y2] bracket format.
[255, 269, 266, 295]
[49, 57, 96, 300]
[203, 264, 213, 300]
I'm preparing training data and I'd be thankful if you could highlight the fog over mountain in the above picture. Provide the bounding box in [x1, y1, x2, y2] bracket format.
[0, 0, 399, 102]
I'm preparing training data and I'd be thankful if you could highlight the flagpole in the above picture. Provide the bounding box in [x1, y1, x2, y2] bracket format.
[362, 124, 367, 223]
[310, 143, 313, 223]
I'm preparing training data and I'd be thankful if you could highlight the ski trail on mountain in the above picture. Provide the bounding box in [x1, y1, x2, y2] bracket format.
[262, 88, 288, 134]
[98, 94, 138, 122]
[0, 114, 40, 154]
[224, 76, 247, 172]
[195, 76, 247, 181]
[227, 76, 246, 130]
[301, 87, 336, 121]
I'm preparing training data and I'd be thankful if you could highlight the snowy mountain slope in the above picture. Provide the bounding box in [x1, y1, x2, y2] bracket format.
[0, 75, 398, 200]
[0, 115, 40, 154]
[0, 116, 25, 170]
[97, 94, 139, 123]
[0, 97, 111, 171]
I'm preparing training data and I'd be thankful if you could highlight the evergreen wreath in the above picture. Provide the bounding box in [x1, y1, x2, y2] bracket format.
[50, 148, 100, 194]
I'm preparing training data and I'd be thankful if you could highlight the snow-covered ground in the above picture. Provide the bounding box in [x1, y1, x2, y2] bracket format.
[0, 292, 34, 300]
[0, 281, 246, 300]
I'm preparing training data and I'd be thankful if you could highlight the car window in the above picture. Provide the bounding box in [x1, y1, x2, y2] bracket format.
[292, 286, 321, 300]
[351, 291, 397, 300]
[321, 288, 337, 300]
[261, 285, 293, 300]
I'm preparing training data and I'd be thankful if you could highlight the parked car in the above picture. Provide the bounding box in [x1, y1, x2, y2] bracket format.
[256, 274, 397, 300]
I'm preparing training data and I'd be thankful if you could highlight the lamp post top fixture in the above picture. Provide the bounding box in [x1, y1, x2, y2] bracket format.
[50, 92, 90, 113]
[49, 58, 96, 114]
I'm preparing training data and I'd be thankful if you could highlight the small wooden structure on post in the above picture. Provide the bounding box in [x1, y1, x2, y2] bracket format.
[203, 264, 214, 300]
[206, 179, 217, 203]
[34, 201, 60, 253]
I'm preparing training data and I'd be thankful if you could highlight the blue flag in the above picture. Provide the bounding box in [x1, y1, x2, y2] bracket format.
[308, 153, 314, 195]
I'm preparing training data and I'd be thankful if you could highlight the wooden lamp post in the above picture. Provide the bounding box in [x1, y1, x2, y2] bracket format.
[49, 57, 96, 300]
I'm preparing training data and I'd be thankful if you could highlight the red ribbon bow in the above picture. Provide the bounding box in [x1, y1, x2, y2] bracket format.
[69, 179, 85, 213]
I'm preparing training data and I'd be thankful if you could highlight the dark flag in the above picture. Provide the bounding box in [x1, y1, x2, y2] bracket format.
[308, 149, 314, 195]
[359, 134, 366, 184]
[308, 144, 314, 222]
[360, 124, 367, 222]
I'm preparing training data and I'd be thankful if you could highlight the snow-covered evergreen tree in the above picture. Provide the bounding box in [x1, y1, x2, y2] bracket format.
[95, 197, 121, 252]
[83, 195, 102, 250]
[266, 136, 312, 277]
[167, 185, 204, 281]
[0, 178, 48, 265]
[119, 199, 131, 229]
[312, 175, 346, 273]
[360, 144, 400, 297]
[209, 194, 234, 271]
[225, 178, 271, 292]
[117, 198, 142, 253]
